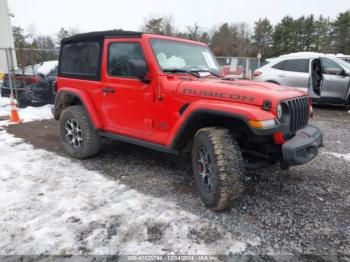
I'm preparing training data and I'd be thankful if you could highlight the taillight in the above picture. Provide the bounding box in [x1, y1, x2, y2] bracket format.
[30, 76, 41, 84]
[253, 71, 262, 77]
[24, 76, 40, 85]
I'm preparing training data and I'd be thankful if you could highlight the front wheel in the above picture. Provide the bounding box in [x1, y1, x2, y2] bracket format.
[192, 127, 245, 211]
[60, 105, 101, 159]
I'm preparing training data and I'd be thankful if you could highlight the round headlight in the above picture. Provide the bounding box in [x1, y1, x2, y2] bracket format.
[277, 104, 283, 119]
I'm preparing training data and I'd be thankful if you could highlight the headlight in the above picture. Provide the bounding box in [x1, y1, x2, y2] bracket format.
[277, 104, 283, 119]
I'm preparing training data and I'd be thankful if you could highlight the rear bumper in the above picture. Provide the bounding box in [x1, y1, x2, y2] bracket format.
[282, 125, 323, 166]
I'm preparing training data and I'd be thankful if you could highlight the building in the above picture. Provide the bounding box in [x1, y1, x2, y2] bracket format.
[0, 0, 17, 73]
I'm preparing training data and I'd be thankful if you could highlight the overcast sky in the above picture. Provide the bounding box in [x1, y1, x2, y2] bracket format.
[7, 0, 350, 37]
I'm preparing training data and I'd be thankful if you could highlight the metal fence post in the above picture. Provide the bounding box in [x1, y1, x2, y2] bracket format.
[5, 48, 14, 98]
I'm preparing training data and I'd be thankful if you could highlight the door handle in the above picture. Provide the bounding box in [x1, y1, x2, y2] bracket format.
[278, 74, 285, 77]
[101, 87, 116, 94]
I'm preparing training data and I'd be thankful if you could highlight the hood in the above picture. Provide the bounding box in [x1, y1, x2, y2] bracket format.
[177, 78, 307, 107]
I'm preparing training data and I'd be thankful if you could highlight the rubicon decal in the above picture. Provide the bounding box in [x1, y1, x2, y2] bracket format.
[182, 88, 255, 102]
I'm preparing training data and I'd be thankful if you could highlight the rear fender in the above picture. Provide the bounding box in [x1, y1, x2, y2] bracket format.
[54, 87, 102, 129]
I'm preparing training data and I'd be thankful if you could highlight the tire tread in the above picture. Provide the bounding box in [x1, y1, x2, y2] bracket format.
[193, 127, 245, 211]
[60, 105, 100, 159]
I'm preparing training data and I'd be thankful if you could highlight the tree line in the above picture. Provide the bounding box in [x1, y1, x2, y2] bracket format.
[12, 10, 350, 65]
[11, 27, 78, 67]
[142, 11, 350, 59]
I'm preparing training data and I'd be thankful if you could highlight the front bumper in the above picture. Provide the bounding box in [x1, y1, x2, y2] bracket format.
[282, 125, 323, 166]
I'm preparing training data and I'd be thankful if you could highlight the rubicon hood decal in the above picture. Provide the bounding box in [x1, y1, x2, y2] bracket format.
[177, 79, 308, 107]
[182, 88, 255, 102]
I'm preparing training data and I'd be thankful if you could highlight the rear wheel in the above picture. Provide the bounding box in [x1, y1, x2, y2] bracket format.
[60, 105, 101, 159]
[192, 127, 245, 211]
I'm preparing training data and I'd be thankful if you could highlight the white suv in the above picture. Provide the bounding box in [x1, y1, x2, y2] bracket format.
[254, 53, 350, 107]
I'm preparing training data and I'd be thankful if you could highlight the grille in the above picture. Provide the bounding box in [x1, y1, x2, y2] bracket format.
[284, 96, 309, 133]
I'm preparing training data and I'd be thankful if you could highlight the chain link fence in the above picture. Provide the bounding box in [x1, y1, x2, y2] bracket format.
[0, 48, 59, 109]
[216, 57, 260, 80]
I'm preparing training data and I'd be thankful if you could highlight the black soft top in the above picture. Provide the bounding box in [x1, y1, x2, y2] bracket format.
[61, 30, 143, 43]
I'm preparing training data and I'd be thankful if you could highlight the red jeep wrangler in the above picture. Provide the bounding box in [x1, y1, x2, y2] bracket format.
[54, 30, 323, 210]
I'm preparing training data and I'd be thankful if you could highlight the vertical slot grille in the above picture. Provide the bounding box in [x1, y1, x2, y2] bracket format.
[285, 96, 309, 133]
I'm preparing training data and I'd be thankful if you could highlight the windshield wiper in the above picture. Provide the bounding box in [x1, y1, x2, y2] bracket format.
[190, 69, 221, 77]
[163, 69, 200, 78]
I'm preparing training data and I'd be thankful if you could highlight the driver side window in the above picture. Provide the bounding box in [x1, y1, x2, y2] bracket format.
[320, 58, 343, 75]
[108, 42, 146, 78]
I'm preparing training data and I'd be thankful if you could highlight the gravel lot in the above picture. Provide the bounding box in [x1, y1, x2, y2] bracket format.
[5, 105, 350, 259]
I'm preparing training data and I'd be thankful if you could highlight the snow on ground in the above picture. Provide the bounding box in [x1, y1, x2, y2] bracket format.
[0, 106, 253, 255]
[330, 152, 350, 162]
[0, 97, 53, 124]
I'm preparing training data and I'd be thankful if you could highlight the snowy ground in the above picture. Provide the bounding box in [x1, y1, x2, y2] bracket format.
[1, 102, 349, 258]
[0, 105, 255, 256]
[0, 97, 53, 123]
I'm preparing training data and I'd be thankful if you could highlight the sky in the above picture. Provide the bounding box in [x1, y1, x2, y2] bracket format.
[7, 0, 350, 38]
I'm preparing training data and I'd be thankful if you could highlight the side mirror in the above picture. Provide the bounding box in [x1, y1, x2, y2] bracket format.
[128, 59, 150, 83]
[340, 69, 350, 77]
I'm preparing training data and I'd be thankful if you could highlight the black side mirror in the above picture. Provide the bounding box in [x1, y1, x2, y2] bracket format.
[128, 59, 150, 83]
[340, 69, 350, 77]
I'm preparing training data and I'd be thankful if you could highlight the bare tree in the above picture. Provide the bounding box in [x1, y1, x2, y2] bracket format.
[142, 15, 176, 36]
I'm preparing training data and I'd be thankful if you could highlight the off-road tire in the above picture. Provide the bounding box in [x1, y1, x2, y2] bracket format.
[60, 105, 101, 159]
[192, 127, 245, 211]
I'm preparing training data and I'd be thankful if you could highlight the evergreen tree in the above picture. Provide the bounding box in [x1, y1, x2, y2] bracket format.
[333, 10, 350, 54]
[252, 18, 273, 58]
[12, 26, 29, 48]
[56, 27, 70, 45]
[313, 16, 333, 53]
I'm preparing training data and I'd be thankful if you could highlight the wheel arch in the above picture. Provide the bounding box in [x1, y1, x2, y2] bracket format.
[266, 80, 280, 85]
[54, 88, 103, 129]
[170, 109, 252, 150]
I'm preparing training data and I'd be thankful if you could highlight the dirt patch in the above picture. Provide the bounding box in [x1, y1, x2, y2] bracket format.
[6, 120, 65, 156]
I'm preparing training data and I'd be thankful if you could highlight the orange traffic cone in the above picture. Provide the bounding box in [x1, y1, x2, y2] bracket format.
[9, 94, 22, 124]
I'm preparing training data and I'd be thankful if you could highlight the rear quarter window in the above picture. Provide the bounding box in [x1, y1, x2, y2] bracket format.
[59, 41, 102, 80]
[273, 59, 309, 73]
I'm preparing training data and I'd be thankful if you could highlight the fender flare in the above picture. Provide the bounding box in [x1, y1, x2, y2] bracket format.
[54, 88, 103, 129]
[168, 100, 279, 147]
[345, 83, 350, 105]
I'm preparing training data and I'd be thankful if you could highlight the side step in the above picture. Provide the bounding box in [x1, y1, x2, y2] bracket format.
[99, 131, 179, 156]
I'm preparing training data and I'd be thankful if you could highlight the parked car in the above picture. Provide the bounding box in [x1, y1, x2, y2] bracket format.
[53, 30, 322, 211]
[335, 54, 350, 64]
[1, 61, 58, 107]
[254, 53, 350, 108]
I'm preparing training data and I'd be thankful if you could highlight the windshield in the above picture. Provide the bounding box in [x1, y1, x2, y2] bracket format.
[150, 39, 221, 75]
[333, 57, 350, 71]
